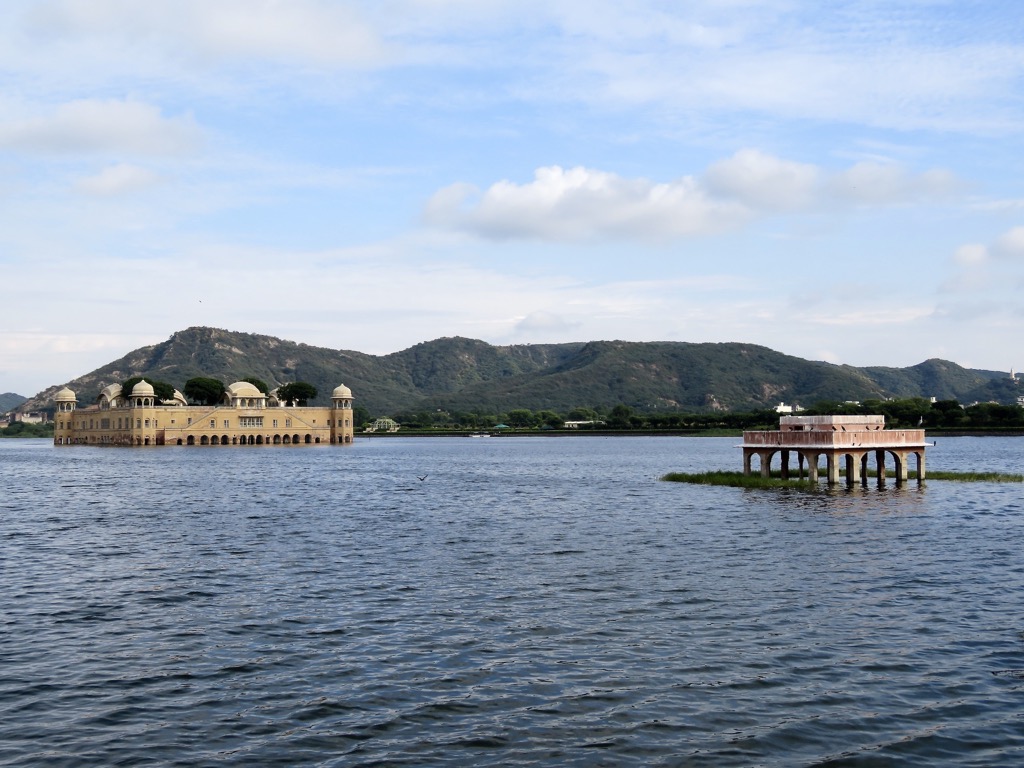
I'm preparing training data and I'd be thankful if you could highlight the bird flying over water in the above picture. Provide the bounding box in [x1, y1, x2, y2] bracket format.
[417, 475, 427, 481]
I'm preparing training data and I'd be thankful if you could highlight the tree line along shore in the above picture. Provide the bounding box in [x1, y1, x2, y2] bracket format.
[383, 396, 1024, 433]
[7, 395, 1024, 438]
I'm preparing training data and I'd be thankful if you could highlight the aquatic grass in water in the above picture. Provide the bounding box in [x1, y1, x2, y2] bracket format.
[926, 470, 1023, 482]
[661, 469, 1023, 487]
[660, 471, 817, 489]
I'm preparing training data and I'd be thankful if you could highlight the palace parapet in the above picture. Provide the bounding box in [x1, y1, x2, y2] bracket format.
[741, 415, 928, 485]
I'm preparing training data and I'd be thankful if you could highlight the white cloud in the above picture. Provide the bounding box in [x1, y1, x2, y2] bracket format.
[950, 226, 1024, 275]
[189, 2, 383, 65]
[425, 152, 958, 242]
[800, 306, 934, 328]
[29, 0, 385, 67]
[0, 330, 160, 396]
[513, 310, 580, 336]
[425, 165, 749, 241]
[971, 198, 1024, 213]
[937, 268, 993, 295]
[2, 0, 1022, 138]
[75, 164, 163, 196]
[703, 149, 818, 212]
[0, 99, 201, 155]
[943, 225, 1024, 298]
[830, 163, 958, 205]
[953, 244, 988, 266]
[992, 226, 1024, 260]
[543, 3, 1024, 134]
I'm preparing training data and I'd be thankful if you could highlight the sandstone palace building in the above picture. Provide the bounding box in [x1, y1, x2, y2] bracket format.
[53, 380, 356, 446]
[741, 414, 927, 485]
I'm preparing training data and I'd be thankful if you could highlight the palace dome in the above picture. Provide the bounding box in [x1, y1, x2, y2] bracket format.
[332, 384, 353, 399]
[131, 380, 155, 397]
[55, 386, 76, 402]
[98, 383, 123, 403]
[226, 381, 265, 399]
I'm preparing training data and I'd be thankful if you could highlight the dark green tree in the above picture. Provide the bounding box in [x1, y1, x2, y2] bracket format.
[120, 376, 142, 399]
[880, 398, 931, 428]
[967, 403, 1024, 428]
[566, 406, 598, 421]
[353, 405, 371, 427]
[928, 400, 967, 428]
[506, 409, 537, 428]
[536, 410, 564, 428]
[608, 404, 634, 428]
[277, 382, 318, 406]
[2, 421, 54, 438]
[648, 413, 683, 428]
[184, 377, 226, 406]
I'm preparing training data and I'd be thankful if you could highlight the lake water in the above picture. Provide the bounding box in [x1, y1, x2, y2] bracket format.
[2, 435, 1024, 766]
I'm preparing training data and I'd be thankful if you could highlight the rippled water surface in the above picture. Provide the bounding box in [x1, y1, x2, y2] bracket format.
[3, 436, 1024, 766]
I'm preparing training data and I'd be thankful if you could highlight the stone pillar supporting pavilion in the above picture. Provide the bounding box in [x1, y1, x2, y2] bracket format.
[741, 415, 928, 486]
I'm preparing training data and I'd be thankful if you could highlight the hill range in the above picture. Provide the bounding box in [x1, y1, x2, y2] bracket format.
[17, 327, 1016, 417]
[0, 393, 27, 413]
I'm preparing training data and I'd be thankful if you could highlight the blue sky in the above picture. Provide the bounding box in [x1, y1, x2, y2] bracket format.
[4, 0, 1024, 396]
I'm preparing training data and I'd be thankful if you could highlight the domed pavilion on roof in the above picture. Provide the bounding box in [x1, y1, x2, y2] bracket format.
[52, 379, 356, 447]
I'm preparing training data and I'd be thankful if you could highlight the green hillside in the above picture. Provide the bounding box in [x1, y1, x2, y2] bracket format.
[17, 326, 1019, 417]
[0, 393, 27, 413]
[856, 359, 1003, 400]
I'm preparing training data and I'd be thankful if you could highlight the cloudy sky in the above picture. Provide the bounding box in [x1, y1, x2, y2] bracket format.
[4, 0, 1024, 396]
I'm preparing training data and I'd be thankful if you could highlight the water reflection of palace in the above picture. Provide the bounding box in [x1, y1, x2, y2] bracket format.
[53, 380, 355, 447]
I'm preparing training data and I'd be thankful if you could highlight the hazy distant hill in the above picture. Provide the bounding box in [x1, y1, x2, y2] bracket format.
[0, 393, 27, 413]
[18, 326, 1014, 416]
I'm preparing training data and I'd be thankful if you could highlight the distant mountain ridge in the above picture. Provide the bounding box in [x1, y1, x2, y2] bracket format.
[0, 393, 27, 413]
[18, 327, 1013, 416]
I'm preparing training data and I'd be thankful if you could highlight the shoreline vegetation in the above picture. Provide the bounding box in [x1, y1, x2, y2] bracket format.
[9, 424, 1024, 440]
[9, 393, 1024, 438]
[661, 469, 1024, 488]
[362, 428, 1024, 437]
[0, 422, 54, 439]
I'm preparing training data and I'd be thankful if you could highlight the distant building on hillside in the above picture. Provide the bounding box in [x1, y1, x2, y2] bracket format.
[773, 402, 804, 414]
[53, 380, 356, 446]
[365, 417, 400, 433]
[11, 411, 48, 424]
